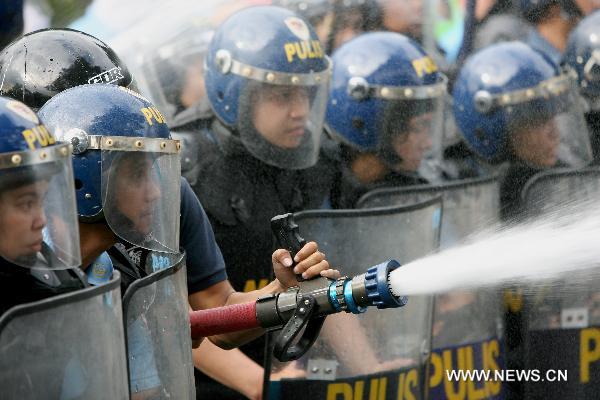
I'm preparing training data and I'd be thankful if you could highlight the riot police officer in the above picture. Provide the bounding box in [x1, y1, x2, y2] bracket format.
[521, 0, 598, 65]
[178, 6, 339, 399]
[38, 83, 335, 399]
[0, 95, 84, 316]
[453, 41, 593, 220]
[563, 10, 600, 161]
[326, 31, 448, 209]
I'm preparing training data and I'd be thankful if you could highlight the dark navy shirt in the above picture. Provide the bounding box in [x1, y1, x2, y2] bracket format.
[179, 178, 228, 293]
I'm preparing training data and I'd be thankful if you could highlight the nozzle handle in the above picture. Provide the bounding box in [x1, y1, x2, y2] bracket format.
[271, 213, 307, 282]
[273, 295, 325, 361]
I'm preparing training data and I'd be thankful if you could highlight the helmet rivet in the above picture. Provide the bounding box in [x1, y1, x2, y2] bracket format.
[60, 146, 69, 156]
[315, 75, 321, 83]
[291, 76, 300, 84]
[215, 49, 232, 74]
[39, 152, 47, 160]
[266, 73, 275, 82]
[85, 193, 92, 200]
[242, 67, 252, 77]
[160, 142, 167, 149]
[65, 128, 90, 155]
[474, 90, 494, 114]
[105, 138, 113, 147]
[135, 140, 143, 148]
[404, 88, 413, 97]
[526, 89, 535, 98]
[380, 87, 390, 97]
[501, 94, 511, 104]
[347, 76, 370, 100]
[11, 154, 22, 165]
[176, 142, 181, 150]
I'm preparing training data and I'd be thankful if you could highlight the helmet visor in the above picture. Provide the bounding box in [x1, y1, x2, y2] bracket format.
[505, 72, 592, 168]
[101, 136, 181, 252]
[237, 67, 330, 170]
[377, 77, 447, 182]
[0, 143, 81, 269]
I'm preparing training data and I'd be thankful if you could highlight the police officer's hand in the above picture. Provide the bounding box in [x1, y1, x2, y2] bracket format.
[272, 241, 339, 289]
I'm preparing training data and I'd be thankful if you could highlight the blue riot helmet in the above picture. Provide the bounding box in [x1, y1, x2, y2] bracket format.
[0, 28, 133, 111]
[453, 41, 592, 168]
[0, 96, 81, 269]
[38, 84, 181, 253]
[205, 6, 331, 170]
[326, 32, 447, 181]
[563, 10, 600, 112]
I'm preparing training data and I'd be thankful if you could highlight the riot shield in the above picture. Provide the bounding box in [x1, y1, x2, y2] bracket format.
[0, 271, 129, 399]
[519, 167, 600, 399]
[122, 252, 194, 399]
[268, 197, 442, 400]
[359, 177, 506, 400]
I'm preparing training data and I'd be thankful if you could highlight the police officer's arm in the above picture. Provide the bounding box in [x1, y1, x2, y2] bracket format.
[193, 341, 264, 400]
[188, 241, 336, 348]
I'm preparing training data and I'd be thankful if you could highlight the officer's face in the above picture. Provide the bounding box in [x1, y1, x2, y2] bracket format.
[0, 180, 48, 262]
[391, 112, 434, 172]
[114, 155, 161, 235]
[511, 118, 560, 168]
[180, 57, 206, 108]
[252, 85, 310, 149]
[380, 0, 423, 38]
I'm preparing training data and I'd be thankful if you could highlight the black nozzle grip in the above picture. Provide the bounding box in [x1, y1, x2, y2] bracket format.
[271, 213, 307, 282]
[273, 295, 325, 362]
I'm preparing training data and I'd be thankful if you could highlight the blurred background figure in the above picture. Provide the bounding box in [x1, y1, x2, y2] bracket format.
[379, 0, 423, 40]
[453, 41, 592, 220]
[473, 0, 532, 51]
[563, 10, 600, 162]
[326, 32, 448, 209]
[276, 0, 382, 53]
[521, 0, 600, 65]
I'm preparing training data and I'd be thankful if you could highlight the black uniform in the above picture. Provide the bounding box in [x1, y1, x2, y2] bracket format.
[186, 118, 337, 399]
[331, 160, 428, 210]
[0, 245, 87, 317]
[587, 112, 600, 164]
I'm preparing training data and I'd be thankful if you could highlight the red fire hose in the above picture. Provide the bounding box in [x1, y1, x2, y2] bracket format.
[189, 301, 260, 339]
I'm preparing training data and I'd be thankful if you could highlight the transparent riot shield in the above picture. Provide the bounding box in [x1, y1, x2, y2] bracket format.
[122, 252, 194, 399]
[0, 271, 129, 399]
[359, 177, 506, 400]
[268, 198, 442, 400]
[519, 167, 600, 399]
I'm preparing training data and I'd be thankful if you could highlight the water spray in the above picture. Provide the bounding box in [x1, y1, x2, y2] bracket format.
[189, 213, 407, 361]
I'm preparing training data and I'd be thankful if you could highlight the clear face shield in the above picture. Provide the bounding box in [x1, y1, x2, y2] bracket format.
[100, 136, 181, 252]
[375, 75, 447, 182]
[236, 60, 331, 170]
[0, 143, 81, 269]
[134, 29, 214, 127]
[479, 70, 593, 169]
